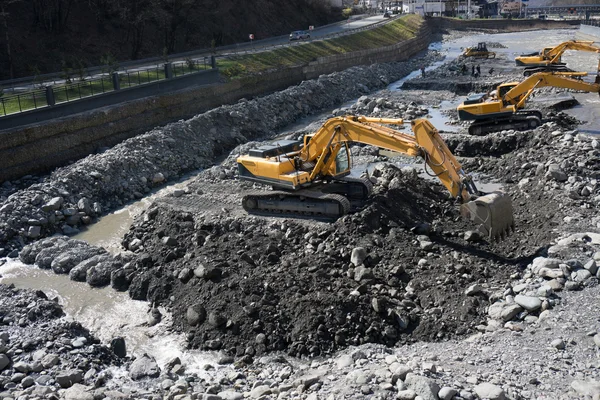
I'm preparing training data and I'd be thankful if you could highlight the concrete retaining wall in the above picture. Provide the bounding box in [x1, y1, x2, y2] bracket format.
[577, 24, 600, 41]
[429, 17, 580, 33]
[0, 19, 431, 182]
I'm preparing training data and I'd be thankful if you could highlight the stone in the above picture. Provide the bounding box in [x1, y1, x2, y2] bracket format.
[336, 354, 353, 369]
[351, 247, 367, 266]
[0, 354, 10, 371]
[464, 230, 482, 242]
[573, 269, 592, 282]
[13, 361, 31, 373]
[152, 173, 166, 183]
[465, 284, 484, 296]
[594, 335, 600, 348]
[551, 339, 565, 350]
[41, 354, 59, 369]
[571, 379, 600, 397]
[438, 387, 458, 400]
[404, 373, 440, 400]
[500, 304, 522, 321]
[249, 385, 271, 399]
[72, 337, 87, 348]
[514, 295, 542, 312]
[111, 337, 127, 358]
[474, 382, 506, 400]
[397, 389, 417, 400]
[42, 197, 64, 212]
[584, 260, 598, 276]
[545, 164, 567, 182]
[218, 391, 244, 400]
[129, 353, 160, 380]
[27, 225, 41, 239]
[187, 304, 207, 326]
[56, 369, 84, 388]
[63, 383, 95, 400]
[193, 264, 221, 280]
[354, 266, 374, 281]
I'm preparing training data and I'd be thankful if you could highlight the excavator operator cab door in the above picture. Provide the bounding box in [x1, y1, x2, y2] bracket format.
[333, 142, 351, 177]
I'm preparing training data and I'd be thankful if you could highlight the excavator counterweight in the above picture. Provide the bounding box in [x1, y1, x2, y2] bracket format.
[237, 116, 514, 241]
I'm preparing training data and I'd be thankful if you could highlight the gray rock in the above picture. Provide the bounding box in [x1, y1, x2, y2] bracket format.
[63, 383, 94, 400]
[438, 387, 458, 400]
[13, 361, 31, 373]
[464, 230, 482, 242]
[551, 339, 565, 350]
[27, 225, 41, 239]
[465, 284, 484, 296]
[501, 304, 522, 321]
[72, 337, 87, 348]
[593, 335, 600, 348]
[0, 354, 10, 371]
[571, 379, 600, 397]
[21, 376, 35, 388]
[56, 369, 84, 388]
[129, 353, 160, 380]
[397, 389, 417, 400]
[218, 390, 244, 400]
[404, 373, 440, 400]
[514, 295, 542, 312]
[573, 269, 592, 282]
[86, 259, 122, 287]
[546, 164, 567, 182]
[474, 382, 506, 400]
[354, 266, 374, 281]
[351, 247, 367, 266]
[193, 264, 222, 280]
[249, 385, 271, 399]
[187, 304, 207, 326]
[69, 254, 112, 282]
[42, 197, 64, 212]
[41, 354, 59, 369]
[584, 260, 598, 276]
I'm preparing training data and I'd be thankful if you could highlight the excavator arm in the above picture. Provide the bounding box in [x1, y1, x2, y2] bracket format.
[545, 41, 599, 64]
[300, 116, 474, 202]
[516, 41, 600, 75]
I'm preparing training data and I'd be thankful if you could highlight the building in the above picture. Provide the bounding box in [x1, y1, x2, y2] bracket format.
[405, 0, 479, 17]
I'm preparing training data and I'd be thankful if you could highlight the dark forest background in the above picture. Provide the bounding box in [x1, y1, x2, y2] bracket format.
[0, 0, 341, 79]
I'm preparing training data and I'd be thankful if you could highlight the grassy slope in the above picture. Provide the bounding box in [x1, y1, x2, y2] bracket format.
[219, 14, 423, 77]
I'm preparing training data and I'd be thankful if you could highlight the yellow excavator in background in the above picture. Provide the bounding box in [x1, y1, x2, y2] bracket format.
[457, 72, 600, 135]
[236, 116, 514, 241]
[463, 42, 496, 59]
[515, 40, 600, 76]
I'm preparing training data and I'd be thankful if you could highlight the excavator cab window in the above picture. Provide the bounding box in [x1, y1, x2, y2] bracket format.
[334, 143, 351, 175]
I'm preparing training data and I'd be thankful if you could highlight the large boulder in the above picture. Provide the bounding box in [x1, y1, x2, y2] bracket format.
[69, 254, 112, 282]
[86, 259, 122, 287]
[51, 243, 106, 274]
[129, 353, 160, 380]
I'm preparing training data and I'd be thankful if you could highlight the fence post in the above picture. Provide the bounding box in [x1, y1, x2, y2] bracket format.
[45, 86, 55, 106]
[164, 62, 173, 79]
[211, 56, 216, 69]
[112, 72, 121, 90]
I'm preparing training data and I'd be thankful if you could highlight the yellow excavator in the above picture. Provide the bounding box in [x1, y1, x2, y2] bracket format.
[236, 116, 514, 241]
[515, 40, 600, 76]
[463, 43, 496, 59]
[457, 72, 600, 135]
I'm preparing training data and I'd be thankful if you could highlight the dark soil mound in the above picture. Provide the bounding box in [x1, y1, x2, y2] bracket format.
[122, 166, 519, 359]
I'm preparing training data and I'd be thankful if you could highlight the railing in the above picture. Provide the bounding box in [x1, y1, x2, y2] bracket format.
[0, 58, 213, 117]
[0, 89, 48, 116]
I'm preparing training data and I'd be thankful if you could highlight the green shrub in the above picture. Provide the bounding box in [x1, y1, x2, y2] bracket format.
[342, 7, 353, 18]
[222, 63, 246, 78]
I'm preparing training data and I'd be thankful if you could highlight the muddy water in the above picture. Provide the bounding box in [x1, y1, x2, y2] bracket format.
[0, 259, 220, 375]
[0, 28, 585, 370]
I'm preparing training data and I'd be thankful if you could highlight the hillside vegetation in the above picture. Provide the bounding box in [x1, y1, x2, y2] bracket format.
[0, 0, 341, 80]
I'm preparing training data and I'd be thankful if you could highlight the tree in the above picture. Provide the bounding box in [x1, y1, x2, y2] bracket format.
[0, 0, 20, 79]
[32, 0, 74, 33]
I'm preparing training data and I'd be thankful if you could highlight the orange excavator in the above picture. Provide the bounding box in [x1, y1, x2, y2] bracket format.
[515, 40, 600, 76]
[236, 116, 515, 241]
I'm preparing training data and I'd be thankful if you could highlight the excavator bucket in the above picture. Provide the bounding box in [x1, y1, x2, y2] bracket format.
[460, 192, 515, 241]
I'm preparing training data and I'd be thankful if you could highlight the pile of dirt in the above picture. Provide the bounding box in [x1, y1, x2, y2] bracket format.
[117, 165, 519, 359]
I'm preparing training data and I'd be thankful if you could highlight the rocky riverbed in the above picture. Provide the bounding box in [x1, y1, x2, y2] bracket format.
[2, 29, 600, 400]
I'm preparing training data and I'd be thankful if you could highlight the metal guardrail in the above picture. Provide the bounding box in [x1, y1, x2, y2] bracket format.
[0, 58, 213, 117]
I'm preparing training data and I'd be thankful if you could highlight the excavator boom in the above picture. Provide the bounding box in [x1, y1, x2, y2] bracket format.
[237, 116, 514, 240]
